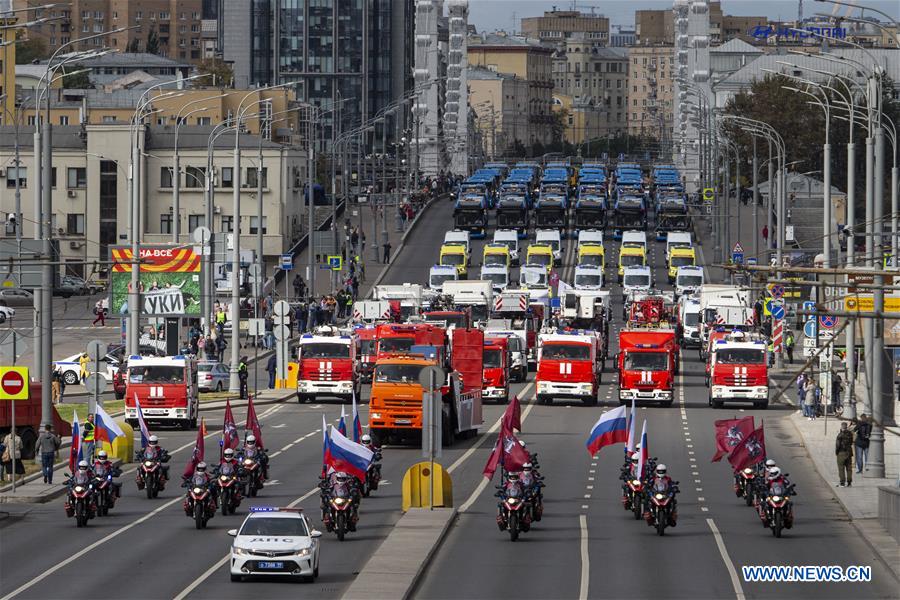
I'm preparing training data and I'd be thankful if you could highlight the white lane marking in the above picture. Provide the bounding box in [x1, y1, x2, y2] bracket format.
[707, 518, 746, 599]
[270, 450, 283, 458]
[456, 385, 535, 513]
[698, 497, 705, 502]
[579, 515, 590, 600]
[1, 495, 183, 600]
[581, 504, 589, 509]
[701, 506, 709, 512]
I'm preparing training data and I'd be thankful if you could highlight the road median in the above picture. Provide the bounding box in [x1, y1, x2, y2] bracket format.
[343, 507, 457, 600]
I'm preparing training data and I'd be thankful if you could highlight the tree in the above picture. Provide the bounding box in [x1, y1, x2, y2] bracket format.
[196, 58, 234, 87]
[62, 67, 92, 89]
[126, 38, 141, 53]
[550, 108, 568, 145]
[14, 37, 48, 64]
[146, 27, 160, 55]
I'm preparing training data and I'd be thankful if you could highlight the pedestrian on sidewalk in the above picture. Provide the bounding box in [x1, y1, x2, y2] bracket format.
[293, 274, 305, 299]
[238, 356, 249, 399]
[854, 414, 871, 473]
[82, 414, 96, 461]
[835, 422, 854, 487]
[830, 373, 843, 413]
[78, 353, 90, 383]
[383, 240, 392, 264]
[51, 366, 63, 404]
[797, 373, 808, 413]
[1, 431, 24, 483]
[35, 424, 61, 484]
[266, 354, 277, 389]
[785, 330, 795, 364]
[350, 228, 359, 253]
[91, 299, 107, 327]
[762, 225, 768, 246]
[803, 377, 816, 419]
[296, 303, 307, 334]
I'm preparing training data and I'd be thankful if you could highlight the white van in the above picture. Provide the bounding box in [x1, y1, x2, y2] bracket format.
[577, 229, 604, 250]
[444, 230, 471, 257]
[621, 230, 647, 252]
[480, 264, 510, 291]
[675, 265, 704, 298]
[574, 265, 604, 290]
[678, 296, 703, 347]
[535, 229, 563, 265]
[665, 231, 693, 262]
[429, 264, 458, 291]
[492, 229, 520, 265]
[622, 265, 652, 297]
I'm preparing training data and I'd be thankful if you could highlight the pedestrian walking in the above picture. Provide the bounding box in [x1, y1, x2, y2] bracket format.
[383, 240, 392, 264]
[34, 424, 61, 484]
[762, 225, 769, 247]
[266, 354, 277, 389]
[360, 229, 366, 253]
[82, 414, 96, 461]
[797, 373, 807, 411]
[835, 421, 854, 487]
[238, 356, 249, 399]
[785, 330, 795, 364]
[1, 430, 24, 483]
[293, 274, 305, 299]
[350, 228, 359, 253]
[91, 299, 107, 326]
[78, 352, 90, 383]
[830, 373, 843, 413]
[51, 366, 63, 404]
[803, 377, 816, 419]
[853, 414, 871, 473]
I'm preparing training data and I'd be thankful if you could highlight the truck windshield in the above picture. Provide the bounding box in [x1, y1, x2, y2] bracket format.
[575, 274, 602, 288]
[374, 364, 424, 383]
[542, 344, 590, 360]
[521, 269, 547, 287]
[483, 272, 507, 287]
[624, 274, 650, 287]
[716, 349, 765, 364]
[300, 343, 350, 358]
[621, 254, 644, 267]
[683, 312, 700, 327]
[441, 253, 465, 266]
[625, 352, 668, 371]
[677, 275, 703, 287]
[468, 305, 489, 322]
[494, 239, 516, 252]
[538, 238, 559, 252]
[671, 256, 694, 267]
[430, 273, 456, 288]
[129, 366, 184, 383]
[483, 349, 502, 368]
[378, 337, 414, 353]
[579, 254, 602, 267]
[484, 254, 507, 266]
[528, 253, 551, 267]
[424, 313, 468, 328]
[359, 339, 375, 355]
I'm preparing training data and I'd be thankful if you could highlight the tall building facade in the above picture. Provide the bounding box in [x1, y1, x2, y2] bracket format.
[219, 0, 414, 145]
[13, 0, 205, 63]
[635, 1, 766, 45]
[626, 45, 674, 138]
[520, 9, 609, 47]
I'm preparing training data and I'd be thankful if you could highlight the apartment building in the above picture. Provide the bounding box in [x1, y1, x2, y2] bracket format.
[13, 0, 205, 63]
[520, 9, 610, 47]
[0, 124, 307, 277]
[626, 45, 674, 138]
[0, 17, 15, 126]
[636, 1, 767, 45]
[551, 35, 628, 141]
[468, 67, 530, 159]
[468, 32, 554, 148]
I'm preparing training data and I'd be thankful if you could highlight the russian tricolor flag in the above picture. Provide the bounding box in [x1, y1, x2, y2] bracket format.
[94, 405, 125, 446]
[324, 426, 373, 481]
[135, 395, 151, 448]
[68, 411, 82, 473]
[351, 389, 362, 443]
[636, 420, 649, 480]
[585, 405, 628, 456]
[338, 405, 348, 438]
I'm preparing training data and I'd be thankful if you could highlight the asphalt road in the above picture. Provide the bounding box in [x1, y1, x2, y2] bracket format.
[2, 205, 896, 599]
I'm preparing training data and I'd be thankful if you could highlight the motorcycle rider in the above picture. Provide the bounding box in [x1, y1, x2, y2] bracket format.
[93, 450, 122, 498]
[136, 435, 171, 488]
[320, 471, 360, 530]
[240, 434, 269, 480]
[757, 466, 795, 522]
[644, 463, 678, 526]
[183, 461, 218, 504]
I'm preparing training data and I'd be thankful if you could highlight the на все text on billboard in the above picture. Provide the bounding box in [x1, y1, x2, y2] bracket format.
[110, 245, 202, 316]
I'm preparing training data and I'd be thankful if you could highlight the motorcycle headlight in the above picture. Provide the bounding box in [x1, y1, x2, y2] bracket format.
[507, 498, 520, 505]
[655, 493, 665, 500]
[333, 498, 346, 505]
[244, 459, 253, 466]
[193, 487, 203, 494]
[632, 479, 641, 486]
[144, 461, 153, 468]
[74, 486, 85, 493]
[743, 468, 752, 474]
[771, 495, 782, 502]
[220, 476, 228, 482]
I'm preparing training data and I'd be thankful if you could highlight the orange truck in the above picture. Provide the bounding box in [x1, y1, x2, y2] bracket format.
[374, 323, 448, 364]
[368, 328, 482, 445]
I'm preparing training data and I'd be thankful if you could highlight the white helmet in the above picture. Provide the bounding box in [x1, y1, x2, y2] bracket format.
[630, 453, 640, 463]
[655, 464, 667, 475]
[523, 462, 533, 472]
[196, 462, 207, 472]
[764, 459, 776, 468]
[361, 434, 372, 444]
[97, 450, 108, 460]
[768, 466, 781, 478]
[77, 460, 89, 470]
[518, 439, 527, 448]
[148, 435, 159, 445]
[246, 435, 257, 445]
[224, 448, 234, 458]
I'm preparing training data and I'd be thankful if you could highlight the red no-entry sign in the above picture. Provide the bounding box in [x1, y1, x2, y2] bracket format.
[0, 367, 29, 400]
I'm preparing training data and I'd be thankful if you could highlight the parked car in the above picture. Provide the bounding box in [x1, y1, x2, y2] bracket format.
[198, 361, 230, 392]
[0, 305, 15, 324]
[53, 351, 120, 386]
[0, 288, 35, 306]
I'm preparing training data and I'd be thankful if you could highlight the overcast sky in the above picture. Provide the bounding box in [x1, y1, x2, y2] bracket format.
[468, 0, 900, 33]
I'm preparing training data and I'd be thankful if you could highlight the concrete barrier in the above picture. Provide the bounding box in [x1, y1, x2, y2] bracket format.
[878, 486, 900, 544]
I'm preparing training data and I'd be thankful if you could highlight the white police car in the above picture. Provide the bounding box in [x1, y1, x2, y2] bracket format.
[228, 507, 321, 582]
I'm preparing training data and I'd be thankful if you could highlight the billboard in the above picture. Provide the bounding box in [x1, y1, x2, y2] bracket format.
[110, 245, 202, 317]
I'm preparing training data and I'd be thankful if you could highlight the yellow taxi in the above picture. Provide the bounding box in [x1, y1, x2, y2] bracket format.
[439, 243, 469, 278]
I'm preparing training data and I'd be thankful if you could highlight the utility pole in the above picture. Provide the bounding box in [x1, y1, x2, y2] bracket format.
[307, 109, 316, 299]
[752, 138, 758, 260]
[228, 122, 242, 394]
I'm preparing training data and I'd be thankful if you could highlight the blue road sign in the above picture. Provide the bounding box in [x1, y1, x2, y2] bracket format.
[747, 257, 757, 266]
[803, 319, 817, 338]
[819, 314, 838, 329]
[803, 300, 816, 322]
[732, 252, 744, 265]
[327, 255, 343, 271]
[771, 302, 785, 320]
[618, 153, 625, 161]
[280, 254, 293, 270]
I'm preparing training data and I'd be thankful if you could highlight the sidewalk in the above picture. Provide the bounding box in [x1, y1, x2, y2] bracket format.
[0, 388, 296, 502]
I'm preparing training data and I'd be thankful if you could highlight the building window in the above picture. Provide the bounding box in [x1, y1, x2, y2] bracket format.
[188, 214, 205, 231]
[6, 167, 26, 188]
[184, 166, 205, 188]
[220, 215, 233, 233]
[160, 167, 174, 188]
[245, 167, 267, 189]
[220, 167, 234, 188]
[67, 167, 87, 188]
[249, 216, 267, 235]
[66, 213, 85, 235]
[50, 167, 56, 189]
[102, 115, 117, 123]
[196, 116, 211, 126]
[160, 213, 172, 234]
[59, 115, 69, 125]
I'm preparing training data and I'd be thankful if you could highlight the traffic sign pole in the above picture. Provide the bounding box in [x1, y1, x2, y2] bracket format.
[0, 366, 29, 494]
